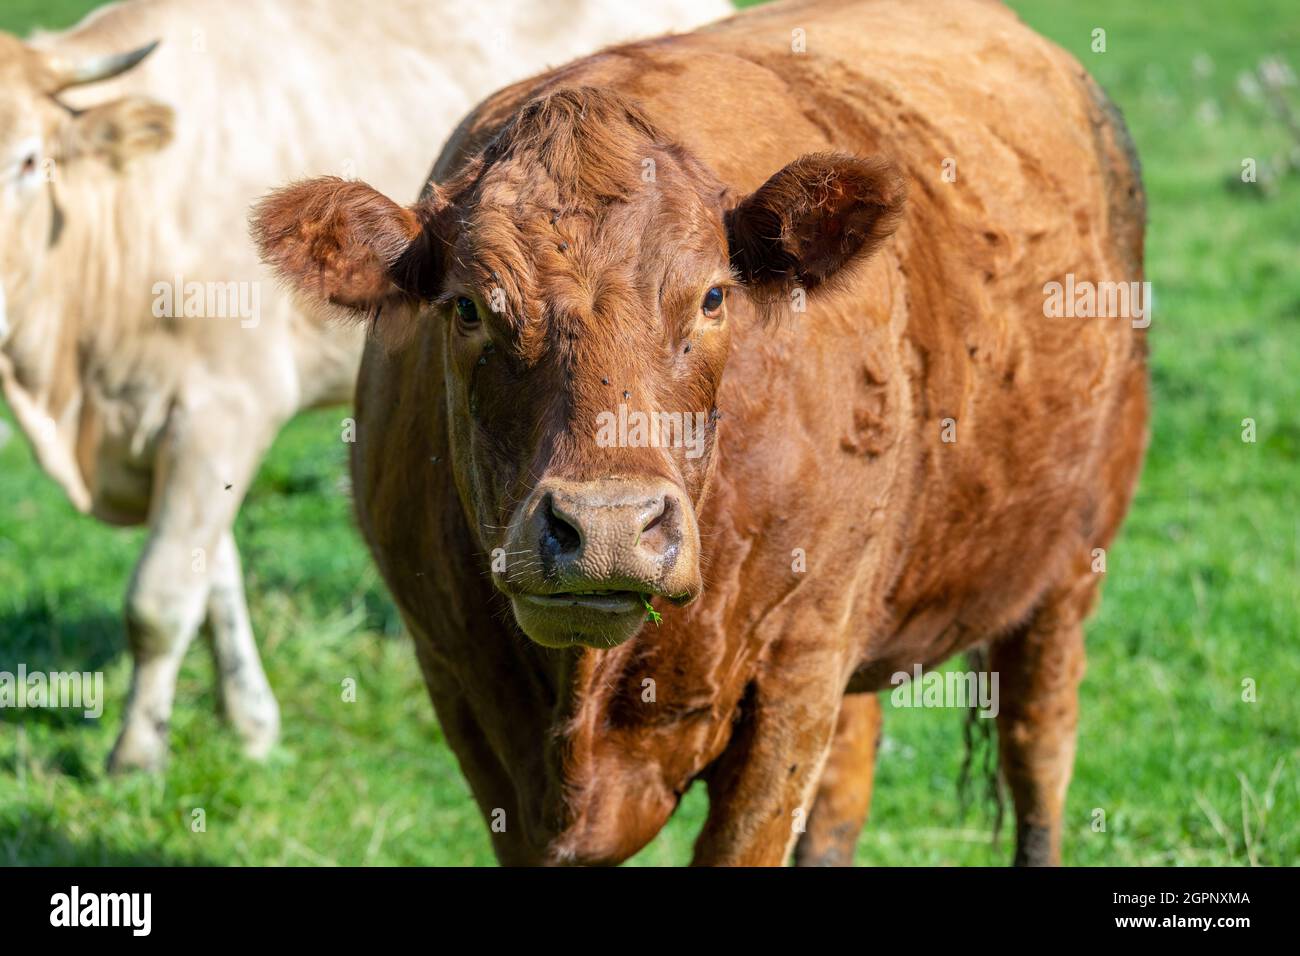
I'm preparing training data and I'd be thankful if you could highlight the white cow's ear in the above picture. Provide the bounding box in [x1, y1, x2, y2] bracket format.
[726, 152, 905, 313]
[252, 177, 441, 318]
[61, 96, 174, 169]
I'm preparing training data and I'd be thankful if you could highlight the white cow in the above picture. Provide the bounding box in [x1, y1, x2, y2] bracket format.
[0, 0, 732, 771]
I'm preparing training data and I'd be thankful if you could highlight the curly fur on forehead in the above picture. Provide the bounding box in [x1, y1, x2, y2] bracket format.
[432, 86, 731, 349]
[479, 86, 665, 208]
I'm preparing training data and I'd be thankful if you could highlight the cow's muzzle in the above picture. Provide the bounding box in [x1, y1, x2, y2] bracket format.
[501, 476, 702, 647]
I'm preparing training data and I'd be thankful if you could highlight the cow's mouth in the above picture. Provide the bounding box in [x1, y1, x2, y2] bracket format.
[520, 590, 642, 613]
[509, 587, 686, 649]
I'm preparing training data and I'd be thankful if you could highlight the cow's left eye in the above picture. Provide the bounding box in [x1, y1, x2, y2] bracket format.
[454, 296, 480, 327]
[702, 286, 724, 317]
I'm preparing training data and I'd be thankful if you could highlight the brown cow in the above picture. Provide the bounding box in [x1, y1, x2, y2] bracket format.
[255, 0, 1148, 865]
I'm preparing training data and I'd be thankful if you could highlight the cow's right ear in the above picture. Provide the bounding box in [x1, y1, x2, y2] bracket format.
[726, 152, 905, 310]
[251, 177, 440, 315]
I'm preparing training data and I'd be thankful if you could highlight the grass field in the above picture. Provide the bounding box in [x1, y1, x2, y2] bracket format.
[1, 0, 1297, 866]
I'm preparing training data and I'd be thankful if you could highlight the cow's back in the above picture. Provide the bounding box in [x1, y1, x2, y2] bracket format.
[696, 0, 1150, 669]
[695, 0, 1149, 671]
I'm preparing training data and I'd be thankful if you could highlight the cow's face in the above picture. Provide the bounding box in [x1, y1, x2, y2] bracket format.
[255, 88, 904, 648]
[0, 33, 170, 339]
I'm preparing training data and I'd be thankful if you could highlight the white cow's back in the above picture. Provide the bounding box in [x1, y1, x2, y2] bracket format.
[32, 0, 733, 410]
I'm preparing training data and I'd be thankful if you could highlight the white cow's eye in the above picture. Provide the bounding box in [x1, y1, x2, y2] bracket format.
[9, 136, 45, 187]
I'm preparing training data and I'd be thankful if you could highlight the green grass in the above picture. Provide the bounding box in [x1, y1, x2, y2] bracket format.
[2, 0, 1297, 866]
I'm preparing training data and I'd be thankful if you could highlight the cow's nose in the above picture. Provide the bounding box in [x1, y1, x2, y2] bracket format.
[541, 483, 679, 569]
[505, 475, 703, 646]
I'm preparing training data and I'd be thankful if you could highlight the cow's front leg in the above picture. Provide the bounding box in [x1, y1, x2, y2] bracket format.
[204, 530, 279, 758]
[989, 574, 1092, 866]
[108, 405, 275, 773]
[692, 657, 845, 866]
[109, 531, 210, 773]
[794, 692, 882, 866]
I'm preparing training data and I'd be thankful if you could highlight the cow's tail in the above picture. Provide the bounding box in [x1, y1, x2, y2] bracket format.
[958, 643, 1005, 842]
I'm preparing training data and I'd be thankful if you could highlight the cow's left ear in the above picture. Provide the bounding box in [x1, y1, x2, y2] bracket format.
[251, 176, 443, 317]
[726, 152, 905, 301]
[62, 97, 174, 169]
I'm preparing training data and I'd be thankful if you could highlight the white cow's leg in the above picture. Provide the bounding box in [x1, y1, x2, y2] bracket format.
[108, 403, 276, 773]
[109, 532, 211, 773]
[204, 531, 279, 758]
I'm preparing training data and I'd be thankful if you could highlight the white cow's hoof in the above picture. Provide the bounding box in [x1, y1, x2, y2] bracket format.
[106, 727, 169, 774]
[237, 725, 280, 761]
[229, 696, 281, 761]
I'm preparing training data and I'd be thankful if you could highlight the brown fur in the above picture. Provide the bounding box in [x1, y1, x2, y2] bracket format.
[256, 0, 1148, 865]
[252, 178, 431, 310]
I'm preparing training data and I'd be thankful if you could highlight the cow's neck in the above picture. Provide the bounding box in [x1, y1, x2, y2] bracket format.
[0, 165, 149, 512]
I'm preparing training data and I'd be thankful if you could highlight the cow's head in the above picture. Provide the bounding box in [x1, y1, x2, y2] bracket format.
[0, 33, 171, 337]
[254, 87, 904, 648]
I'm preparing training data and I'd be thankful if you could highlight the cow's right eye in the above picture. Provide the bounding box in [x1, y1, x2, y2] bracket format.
[701, 286, 724, 317]
[454, 296, 480, 327]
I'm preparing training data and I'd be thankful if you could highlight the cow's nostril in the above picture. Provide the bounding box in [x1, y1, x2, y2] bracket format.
[640, 498, 668, 536]
[636, 495, 680, 556]
[542, 494, 582, 556]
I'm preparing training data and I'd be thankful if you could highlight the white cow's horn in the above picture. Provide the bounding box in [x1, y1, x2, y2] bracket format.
[46, 39, 160, 92]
